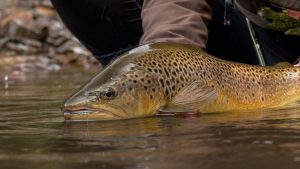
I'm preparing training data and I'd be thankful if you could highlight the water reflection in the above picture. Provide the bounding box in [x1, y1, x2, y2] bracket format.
[1, 70, 300, 169]
[63, 110, 300, 169]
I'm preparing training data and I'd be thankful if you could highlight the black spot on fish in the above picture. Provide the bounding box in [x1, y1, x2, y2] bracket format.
[165, 89, 169, 96]
[180, 76, 184, 81]
[159, 79, 165, 88]
[164, 68, 170, 77]
[183, 68, 188, 75]
[172, 85, 176, 91]
[166, 80, 170, 86]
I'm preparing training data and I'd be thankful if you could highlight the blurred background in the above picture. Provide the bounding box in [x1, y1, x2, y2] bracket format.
[0, 0, 100, 75]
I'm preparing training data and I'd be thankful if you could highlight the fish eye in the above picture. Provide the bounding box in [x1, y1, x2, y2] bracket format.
[100, 87, 117, 100]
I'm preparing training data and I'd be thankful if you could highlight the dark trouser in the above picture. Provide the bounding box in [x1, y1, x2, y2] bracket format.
[50, 0, 300, 66]
[50, 0, 143, 65]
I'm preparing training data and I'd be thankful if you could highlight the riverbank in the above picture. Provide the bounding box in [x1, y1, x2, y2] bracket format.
[0, 0, 101, 74]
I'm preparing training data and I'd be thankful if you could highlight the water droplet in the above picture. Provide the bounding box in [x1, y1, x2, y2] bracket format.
[263, 140, 273, 145]
[222, 139, 232, 143]
[4, 75, 9, 89]
[293, 156, 300, 162]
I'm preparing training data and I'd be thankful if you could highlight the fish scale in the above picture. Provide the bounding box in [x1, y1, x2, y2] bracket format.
[63, 42, 300, 121]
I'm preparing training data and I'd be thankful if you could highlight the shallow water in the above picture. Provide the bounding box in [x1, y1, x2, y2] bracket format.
[1, 70, 300, 169]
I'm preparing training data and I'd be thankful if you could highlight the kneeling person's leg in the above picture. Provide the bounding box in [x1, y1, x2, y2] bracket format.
[50, 0, 143, 65]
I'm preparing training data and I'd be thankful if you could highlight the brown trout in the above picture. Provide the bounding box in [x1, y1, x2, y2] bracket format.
[63, 42, 300, 121]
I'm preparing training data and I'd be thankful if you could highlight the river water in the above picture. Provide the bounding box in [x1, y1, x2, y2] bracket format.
[1, 70, 300, 169]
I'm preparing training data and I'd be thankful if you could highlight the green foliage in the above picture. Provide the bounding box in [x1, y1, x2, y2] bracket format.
[259, 7, 300, 37]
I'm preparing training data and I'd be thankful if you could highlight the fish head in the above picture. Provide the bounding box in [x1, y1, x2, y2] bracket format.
[63, 54, 166, 121]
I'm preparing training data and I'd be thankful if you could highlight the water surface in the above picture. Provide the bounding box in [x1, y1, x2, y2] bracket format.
[1, 70, 300, 169]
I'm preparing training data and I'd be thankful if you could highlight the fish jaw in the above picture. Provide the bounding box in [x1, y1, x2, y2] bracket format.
[62, 105, 124, 121]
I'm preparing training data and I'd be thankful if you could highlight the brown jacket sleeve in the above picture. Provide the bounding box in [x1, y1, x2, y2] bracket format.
[139, 0, 212, 49]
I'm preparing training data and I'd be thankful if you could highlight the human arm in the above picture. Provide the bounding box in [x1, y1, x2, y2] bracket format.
[139, 0, 212, 49]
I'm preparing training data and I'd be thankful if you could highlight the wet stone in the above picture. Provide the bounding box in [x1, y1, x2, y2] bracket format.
[0, 0, 100, 72]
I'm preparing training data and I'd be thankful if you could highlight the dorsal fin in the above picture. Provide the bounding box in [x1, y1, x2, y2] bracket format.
[294, 57, 300, 67]
[273, 62, 292, 68]
[159, 80, 217, 113]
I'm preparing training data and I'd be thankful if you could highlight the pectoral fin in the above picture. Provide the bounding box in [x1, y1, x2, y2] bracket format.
[158, 105, 198, 115]
[159, 81, 217, 114]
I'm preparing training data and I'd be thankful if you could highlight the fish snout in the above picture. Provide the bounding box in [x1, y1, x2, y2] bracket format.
[62, 92, 93, 119]
[62, 90, 98, 112]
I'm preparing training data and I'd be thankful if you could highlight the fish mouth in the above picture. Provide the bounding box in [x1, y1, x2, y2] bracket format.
[63, 107, 120, 121]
